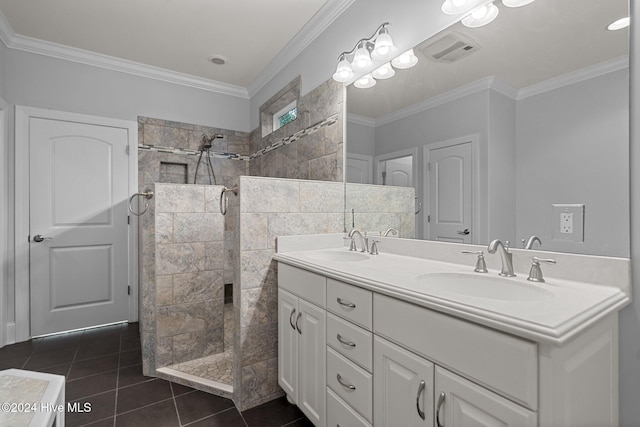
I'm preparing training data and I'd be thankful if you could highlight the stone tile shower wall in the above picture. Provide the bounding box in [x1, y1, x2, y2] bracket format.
[249, 78, 345, 182]
[140, 184, 226, 374]
[346, 183, 416, 238]
[138, 116, 247, 285]
[234, 176, 345, 410]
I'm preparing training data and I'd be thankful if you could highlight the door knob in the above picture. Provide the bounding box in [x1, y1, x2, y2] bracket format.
[32, 235, 53, 242]
[456, 228, 470, 235]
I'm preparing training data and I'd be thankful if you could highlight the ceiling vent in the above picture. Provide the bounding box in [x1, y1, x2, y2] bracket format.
[419, 31, 480, 63]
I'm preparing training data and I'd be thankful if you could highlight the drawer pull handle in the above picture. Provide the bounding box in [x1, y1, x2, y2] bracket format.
[416, 380, 426, 420]
[295, 312, 302, 334]
[436, 391, 446, 427]
[336, 334, 356, 348]
[289, 308, 297, 330]
[336, 373, 356, 390]
[337, 298, 356, 308]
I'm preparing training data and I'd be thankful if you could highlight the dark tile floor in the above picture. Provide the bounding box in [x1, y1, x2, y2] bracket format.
[0, 322, 312, 427]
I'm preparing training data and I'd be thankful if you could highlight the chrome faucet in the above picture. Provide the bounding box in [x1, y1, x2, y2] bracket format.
[348, 229, 369, 253]
[487, 239, 516, 277]
[522, 235, 542, 249]
[381, 228, 398, 237]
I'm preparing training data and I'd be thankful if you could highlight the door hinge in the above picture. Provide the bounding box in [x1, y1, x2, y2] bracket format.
[127, 215, 130, 225]
[125, 145, 130, 155]
[427, 162, 431, 171]
[427, 214, 431, 223]
[128, 286, 131, 295]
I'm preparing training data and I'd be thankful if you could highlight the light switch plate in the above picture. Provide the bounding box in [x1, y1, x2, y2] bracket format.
[552, 204, 585, 242]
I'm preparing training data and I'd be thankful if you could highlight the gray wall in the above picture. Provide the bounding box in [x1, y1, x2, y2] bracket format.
[0, 42, 6, 98]
[345, 119, 375, 157]
[516, 69, 629, 257]
[621, 0, 639, 424]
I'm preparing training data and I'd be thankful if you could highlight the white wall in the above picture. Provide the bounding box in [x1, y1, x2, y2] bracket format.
[345, 119, 375, 156]
[621, 0, 639, 424]
[516, 69, 629, 257]
[5, 49, 250, 130]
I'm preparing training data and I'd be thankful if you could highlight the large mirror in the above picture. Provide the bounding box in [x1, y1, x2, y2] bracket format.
[345, 0, 629, 257]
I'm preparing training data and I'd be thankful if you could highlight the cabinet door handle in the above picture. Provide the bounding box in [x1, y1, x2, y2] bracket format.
[336, 373, 356, 390]
[436, 391, 446, 427]
[336, 334, 356, 348]
[295, 312, 302, 334]
[289, 308, 297, 330]
[336, 297, 356, 308]
[416, 380, 426, 420]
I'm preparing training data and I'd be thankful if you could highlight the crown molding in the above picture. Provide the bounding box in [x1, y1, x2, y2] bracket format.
[347, 113, 376, 127]
[0, 10, 14, 46]
[376, 77, 498, 126]
[517, 56, 629, 100]
[247, 0, 355, 98]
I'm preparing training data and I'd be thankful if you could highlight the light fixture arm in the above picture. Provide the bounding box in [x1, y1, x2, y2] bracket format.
[336, 22, 390, 61]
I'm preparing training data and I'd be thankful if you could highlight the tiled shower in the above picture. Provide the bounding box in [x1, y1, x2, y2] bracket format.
[135, 77, 415, 411]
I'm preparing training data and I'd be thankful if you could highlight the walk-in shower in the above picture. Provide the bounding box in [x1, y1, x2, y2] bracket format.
[194, 133, 223, 185]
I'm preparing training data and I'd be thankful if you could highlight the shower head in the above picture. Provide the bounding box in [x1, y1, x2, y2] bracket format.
[201, 133, 224, 150]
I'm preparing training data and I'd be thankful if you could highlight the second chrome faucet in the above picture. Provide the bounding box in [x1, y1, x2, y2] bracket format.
[487, 239, 516, 277]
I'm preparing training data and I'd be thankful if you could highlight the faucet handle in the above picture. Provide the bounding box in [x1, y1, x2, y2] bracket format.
[343, 235, 357, 251]
[369, 240, 380, 255]
[527, 257, 556, 283]
[504, 240, 511, 252]
[462, 250, 488, 273]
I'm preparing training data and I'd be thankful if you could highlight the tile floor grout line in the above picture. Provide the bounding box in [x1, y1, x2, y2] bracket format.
[280, 417, 308, 427]
[180, 406, 238, 427]
[114, 395, 176, 418]
[170, 381, 185, 427]
[112, 326, 123, 427]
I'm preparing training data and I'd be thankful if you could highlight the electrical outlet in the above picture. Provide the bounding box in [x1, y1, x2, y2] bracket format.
[552, 204, 585, 242]
[560, 212, 573, 234]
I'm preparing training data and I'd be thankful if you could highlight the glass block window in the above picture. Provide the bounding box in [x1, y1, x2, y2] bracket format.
[273, 101, 297, 132]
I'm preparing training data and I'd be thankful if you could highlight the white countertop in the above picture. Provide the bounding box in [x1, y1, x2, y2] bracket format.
[274, 241, 631, 346]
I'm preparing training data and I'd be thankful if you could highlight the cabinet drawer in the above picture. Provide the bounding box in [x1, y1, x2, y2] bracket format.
[327, 388, 371, 427]
[278, 263, 326, 308]
[327, 313, 373, 372]
[327, 279, 372, 329]
[374, 294, 538, 410]
[327, 347, 373, 423]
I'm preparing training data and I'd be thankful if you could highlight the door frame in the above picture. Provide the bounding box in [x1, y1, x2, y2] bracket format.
[423, 134, 480, 243]
[14, 106, 138, 342]
[0, 96, 8, 347]
[373, 147, 418, 186]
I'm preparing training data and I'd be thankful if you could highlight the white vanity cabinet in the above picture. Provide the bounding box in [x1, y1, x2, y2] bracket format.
[278, 264, 326, 427]
[277, 260, 621, 427]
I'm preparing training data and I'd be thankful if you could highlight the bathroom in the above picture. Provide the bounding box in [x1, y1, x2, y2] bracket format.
[0, 0, 638, 426]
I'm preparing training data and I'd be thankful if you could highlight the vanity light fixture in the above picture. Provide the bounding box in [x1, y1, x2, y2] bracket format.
[332, 22, 400, 84]
[391, 49, 419, 69]
[441, 0, 487, 15]
[607, 16, 630, 31]
[462, 2, 499, 28]
[354, 74, 377, 89]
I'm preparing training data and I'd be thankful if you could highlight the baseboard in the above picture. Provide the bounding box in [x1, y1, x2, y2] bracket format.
[5, 322, 16, 346]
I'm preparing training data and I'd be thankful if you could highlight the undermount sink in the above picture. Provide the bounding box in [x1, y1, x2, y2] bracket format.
[413, 272, 553, 302]
[305, 250, 369, 262]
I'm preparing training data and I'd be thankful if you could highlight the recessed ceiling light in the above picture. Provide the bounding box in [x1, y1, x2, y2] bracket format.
[607, 17, 630, 31]
[208, 55, 228, 65]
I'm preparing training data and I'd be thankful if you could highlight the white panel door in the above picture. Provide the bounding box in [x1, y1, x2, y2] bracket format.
[298, 299, 326, 427]
[428, 142, 472, 243]
[435, 367, 536, 427]
[346, 155, 373, 184]
[374, 336, 434, 427]
[383, 157, 413, 187]
[30, 118, 130, 336]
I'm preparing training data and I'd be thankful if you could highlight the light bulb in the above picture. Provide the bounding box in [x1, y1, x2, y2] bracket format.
[391, 49, 418, 69]
[462, 2, 499, 27]
[332, 56, 354, 83]
[502, 0, 534, 7]
[372, 29, 397, 61]
[354, 74, 376, 89]
[441, 0, 486, 15]
[372, 63, 395, 80]
[352, 42, 372, 71]
[607, 17, 630, 31]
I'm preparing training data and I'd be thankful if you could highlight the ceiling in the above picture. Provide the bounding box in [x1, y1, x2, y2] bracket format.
[0, 0, 330, 90]
[347, 0, 629, 120]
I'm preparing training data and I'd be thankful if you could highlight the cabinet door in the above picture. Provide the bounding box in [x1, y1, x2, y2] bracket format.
[278, 289, 299, 402]
[298, 299, 326, 427]
[374, 336, 434, 427]
[435, 367, 536, 427]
